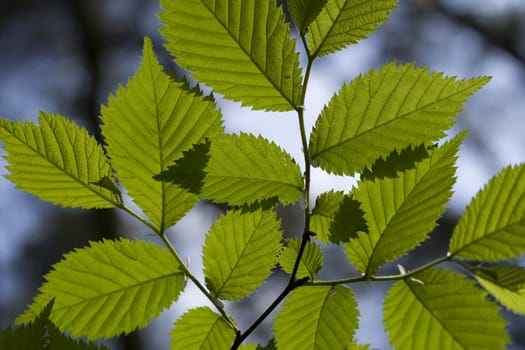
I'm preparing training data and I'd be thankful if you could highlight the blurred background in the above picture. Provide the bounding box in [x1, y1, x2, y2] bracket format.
[1, 0, 524, 349]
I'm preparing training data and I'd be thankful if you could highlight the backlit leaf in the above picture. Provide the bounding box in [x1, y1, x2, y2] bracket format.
[101, 37, 223, 230]
[274, 285, 359, 349]
[279, 239, 323, 280]
[17, 239, 186, 340]
[449, 163, 525, 261]
[203, 209, 282, 300]
[287, 0, 327, 34]
[310, 190, 366, 243]
[345, 133, 463, 274]
[472, 266, 525, 315]
[309, 63, 489, 175]
[159, 0, 302, 111]
[201, 133, 303, 206]
[170, 307, 235, 350]
[307, 0, 397, 57]
[0, 112, 118, 209]
[384, 268, 508, 350]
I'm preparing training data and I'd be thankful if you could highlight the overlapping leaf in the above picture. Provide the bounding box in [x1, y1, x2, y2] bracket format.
[159, 0, 302, 111]
[287, 0, 328, 34]
[307, 0, 397, 57]
[0, 112, 118, 209]
[203, 209, 282, 300]
[101, 38, 223, 230]
[309, 63, 489, 175]
[472, 266, 525, 315]
[170, 307, 235, 350]
[200, 133, 303, 206]
[0, 300, 51, 350]
[279, 239, 323, 280]
[274, 285, 358, 349]
[384, 268, 508, 350]
[449, 163, 525, 261]
[16, 239, 186, 340]
[310, 190, 366, 243]
[345, 133, 463, 275]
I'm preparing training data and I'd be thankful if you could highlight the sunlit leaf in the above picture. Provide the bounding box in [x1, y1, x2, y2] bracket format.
[307, 0, 397, 57]
[274, 285, 359, 349]
[17, 239, 186, 340]
[203, 209, 282, 300]
[201, 133, 303, 206]
[0, 112, 118, 208]
[279, 239, 323, 280]
[345, 133, 463, 274]
[101, 37, 223, 230]
[310, 190, 366, 243]
[384, 268, 508, 350]
[170, 307, 235, 350]
[472, 266, 525, 315]
[309, 63, 489, 175]
[449, 163, 525, 261]
[159, 0, 302, 111]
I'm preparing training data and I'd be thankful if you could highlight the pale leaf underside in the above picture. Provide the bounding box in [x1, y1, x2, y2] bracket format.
[309, 63, 489, 175]
[0, 112, 118, 209]
[17, 239, 186, 340]
[449, 163, 525, 261]
[384, 269, 509, 350]
[160, 0, 302, 111]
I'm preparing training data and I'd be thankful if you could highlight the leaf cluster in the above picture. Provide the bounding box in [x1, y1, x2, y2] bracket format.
[1, 0, 524, 349]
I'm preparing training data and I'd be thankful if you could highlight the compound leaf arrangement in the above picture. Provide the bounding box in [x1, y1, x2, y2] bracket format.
[1, 0, 524, 349]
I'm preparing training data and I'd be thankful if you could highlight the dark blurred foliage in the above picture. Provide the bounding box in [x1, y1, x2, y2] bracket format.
[0, 0, 524, 349]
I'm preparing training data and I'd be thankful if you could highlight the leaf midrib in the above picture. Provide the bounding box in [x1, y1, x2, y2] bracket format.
[198, 0, 297, 109]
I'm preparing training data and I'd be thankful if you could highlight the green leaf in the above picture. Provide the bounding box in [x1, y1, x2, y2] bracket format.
[287, 0, 328, 34]
[472, 266, 525, 315]
[310, 190, 366, 243]
[345, 133, 464, 274]
[101, 38, 223, 230]
[346, 342, 370, 350]
[274, 285, 359, 349]
[17, 239, 186, 340]
[159, 0, 302, 111]
[155, 141, 211, 195]
[279, 239, 323, 280]
[307, 0, 397, 57]
[384, 268, 509, 350]
[0, 299, 52, 350]
[170, 307, 236, 350]
[0, 112, 118, 209]
[309, 63, 490, 175]
[449, 163, 525, 261]
[361, 143, 432, 181]
[203, 209, 282, 300]
[201, 133, 303, 206]
[47, 322, 110, 350]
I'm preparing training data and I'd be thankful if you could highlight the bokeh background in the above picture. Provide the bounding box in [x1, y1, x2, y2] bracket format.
[1, 0, 524, 349]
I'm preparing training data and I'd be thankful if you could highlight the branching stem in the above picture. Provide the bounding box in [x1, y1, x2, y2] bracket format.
[118, 204, 238, 332]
